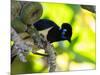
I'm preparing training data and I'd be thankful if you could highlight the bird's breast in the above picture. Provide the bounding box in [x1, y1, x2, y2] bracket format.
[38, 27, 53, 40]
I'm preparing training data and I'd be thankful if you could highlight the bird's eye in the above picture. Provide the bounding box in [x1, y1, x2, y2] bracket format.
[63, 29, 67, 32]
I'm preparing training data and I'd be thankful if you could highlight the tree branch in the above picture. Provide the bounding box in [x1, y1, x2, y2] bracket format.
[26, 25, 56, 72]
[11, 0, 56, 72]
[11, 26, 56, 72]
[81, 5, 96, 13]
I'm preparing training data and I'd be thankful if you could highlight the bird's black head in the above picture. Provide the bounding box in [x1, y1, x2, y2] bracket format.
[59, 23, 72, 43]
[47, 22, 72, 43]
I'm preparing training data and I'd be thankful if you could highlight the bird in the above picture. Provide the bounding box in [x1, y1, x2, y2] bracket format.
[11, 19, 72, 63]
[33, 19, 72, 43]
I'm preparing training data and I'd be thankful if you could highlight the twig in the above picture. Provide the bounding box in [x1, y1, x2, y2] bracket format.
[81, 5, 96, 13]
[44, 43, 56, 72]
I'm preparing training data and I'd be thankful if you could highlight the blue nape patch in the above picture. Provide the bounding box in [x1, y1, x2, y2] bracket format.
[61, 29, 67, 39]
[61, 35, 66, 39]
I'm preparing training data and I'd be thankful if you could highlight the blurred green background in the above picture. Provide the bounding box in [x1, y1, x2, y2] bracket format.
[11, 2, 96, 74]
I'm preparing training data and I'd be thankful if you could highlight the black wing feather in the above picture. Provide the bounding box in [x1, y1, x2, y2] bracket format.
[33, 19, 57, 31]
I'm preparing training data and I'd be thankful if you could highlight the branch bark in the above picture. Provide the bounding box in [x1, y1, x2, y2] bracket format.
[11, 26, 56, 72]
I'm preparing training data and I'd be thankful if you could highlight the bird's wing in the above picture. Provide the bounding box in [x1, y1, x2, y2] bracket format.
[33, 19, 57, 31]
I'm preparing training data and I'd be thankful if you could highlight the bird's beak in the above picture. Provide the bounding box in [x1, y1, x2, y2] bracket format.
[68, 39, 71, 43]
